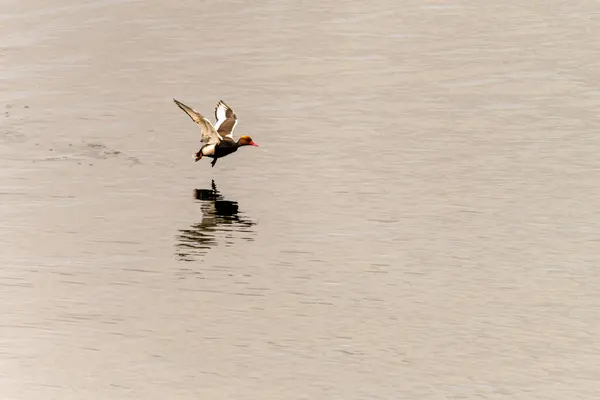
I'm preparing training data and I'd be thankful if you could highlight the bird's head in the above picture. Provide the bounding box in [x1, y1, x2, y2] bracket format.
[238, 135, 259, 147]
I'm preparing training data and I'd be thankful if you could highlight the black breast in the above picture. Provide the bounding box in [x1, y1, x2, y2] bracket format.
[214, 138, 238, 158]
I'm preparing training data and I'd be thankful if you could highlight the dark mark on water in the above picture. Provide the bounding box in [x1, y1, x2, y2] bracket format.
[37, 142, 140, 164]
[86, 142, 140, 164]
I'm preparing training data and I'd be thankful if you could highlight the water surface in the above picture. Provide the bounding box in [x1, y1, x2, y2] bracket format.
[2, 0, 600, 398]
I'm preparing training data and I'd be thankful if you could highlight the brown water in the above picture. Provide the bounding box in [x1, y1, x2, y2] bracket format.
[2, 1, 600, 398]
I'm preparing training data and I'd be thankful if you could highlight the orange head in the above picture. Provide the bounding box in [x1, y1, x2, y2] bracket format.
[237, 135, 259, 147]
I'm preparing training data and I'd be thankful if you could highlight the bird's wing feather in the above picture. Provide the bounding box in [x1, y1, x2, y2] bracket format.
[173, 99, 222, 144]
[213, 100, 238, 138]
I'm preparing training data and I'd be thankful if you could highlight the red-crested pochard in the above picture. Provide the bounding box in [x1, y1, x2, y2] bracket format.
[173, 99, 258, 167]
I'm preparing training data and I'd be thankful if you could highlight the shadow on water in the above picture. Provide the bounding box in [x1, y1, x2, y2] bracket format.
[176, 180, 256, 262]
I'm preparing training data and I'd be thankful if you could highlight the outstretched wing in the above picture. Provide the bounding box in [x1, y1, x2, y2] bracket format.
[173, 99, 222, 144]
[213, 100, 238, 138]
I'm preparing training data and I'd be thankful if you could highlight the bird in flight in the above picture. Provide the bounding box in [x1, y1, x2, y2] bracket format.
[173, 98, 258, 167]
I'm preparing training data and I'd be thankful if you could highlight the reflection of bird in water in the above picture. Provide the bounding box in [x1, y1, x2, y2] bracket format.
[176, 180, 256, 262]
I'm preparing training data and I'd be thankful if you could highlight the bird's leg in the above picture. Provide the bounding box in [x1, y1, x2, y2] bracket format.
[211, 158, 218, 168]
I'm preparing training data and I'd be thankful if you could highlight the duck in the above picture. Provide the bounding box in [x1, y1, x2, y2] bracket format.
[173, 98, 258, 167]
